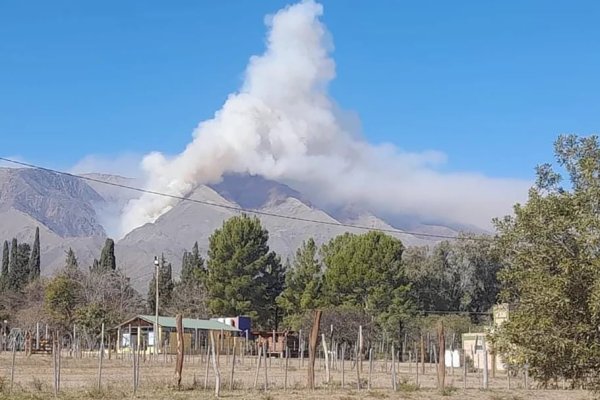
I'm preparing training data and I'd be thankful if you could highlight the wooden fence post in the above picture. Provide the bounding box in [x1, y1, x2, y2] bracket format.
[10, 338, 16, 394]
[210, 331, 221, 397]
[307, 310, 322, 390]
[391, 344, 397, 391]
[341, 344, 345, 389]
[438, 322, 445, 391]
[253, 343, 262, 389]
[322, 333, 330, 384]
[229, 338, 237, 390]
[368, 348, 373, 390]
[98, 322, 104, 391]
[174, 314, 184, 388]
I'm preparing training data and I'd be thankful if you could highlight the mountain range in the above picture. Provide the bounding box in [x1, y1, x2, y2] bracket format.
[0, 167, 460, 291]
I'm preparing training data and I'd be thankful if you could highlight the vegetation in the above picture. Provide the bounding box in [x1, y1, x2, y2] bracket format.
[493, 135, 600, 389]
[2, 134, 600, 391]
[206, 214, 283, 329]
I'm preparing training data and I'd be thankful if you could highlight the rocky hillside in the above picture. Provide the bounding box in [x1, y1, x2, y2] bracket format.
[0, 168, 458, 289]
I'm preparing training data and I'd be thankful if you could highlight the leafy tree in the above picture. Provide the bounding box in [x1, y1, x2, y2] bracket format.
[45, 274, 81, 330]
[28, 227, 41, 280]
[322, 231, 413, 336]
[44, 250, 84, 330]
[404, 235, 501, 317]
[494, 135, 600, 388]
[277, 238, 322, 330]
[147, 254, 174, 313]
[99, 238, 116, 271]
[206, 214, 283, 329]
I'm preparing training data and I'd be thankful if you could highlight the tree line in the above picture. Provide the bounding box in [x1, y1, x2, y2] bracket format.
[2, 134, 597, 389]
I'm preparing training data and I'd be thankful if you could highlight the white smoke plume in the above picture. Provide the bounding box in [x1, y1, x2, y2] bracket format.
[120, 0, 529, 236]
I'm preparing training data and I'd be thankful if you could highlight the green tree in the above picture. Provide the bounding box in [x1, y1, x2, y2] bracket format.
[181, 242, 205, 285]
[45, 274, 81, 330]
[170, 243, 208, 318]
[28, 227, 41, 280]
[1, 240, 8, 288]
[322, 231, 412, 335]
[206, 214, 283, 329]
[404, 235, 501, 316]
[147, 254, 174, 313]
[7, 240, 30, 291]
[45, 250, 84, 330]
[277, 238, 322, 330]
[494, 135, 600, 388]
[99, 238, 116, 271]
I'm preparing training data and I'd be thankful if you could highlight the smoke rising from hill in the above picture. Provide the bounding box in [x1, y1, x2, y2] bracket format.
[120, 0, 529, 237]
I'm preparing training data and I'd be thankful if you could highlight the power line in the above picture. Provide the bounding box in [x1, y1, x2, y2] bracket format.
[0, 157, 491, 241]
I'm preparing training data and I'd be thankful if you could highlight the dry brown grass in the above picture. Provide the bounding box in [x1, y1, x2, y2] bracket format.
[0, 352, 592, 399]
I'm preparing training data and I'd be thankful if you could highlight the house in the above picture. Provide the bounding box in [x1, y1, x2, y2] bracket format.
[253, 330, 300, 357]
[113, 315, 239, 355]
[461, 304, 510, 372]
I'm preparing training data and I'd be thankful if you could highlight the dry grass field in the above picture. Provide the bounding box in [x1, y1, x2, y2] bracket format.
[0, 351, 593, 399]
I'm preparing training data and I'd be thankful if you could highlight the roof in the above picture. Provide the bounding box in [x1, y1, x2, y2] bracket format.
[117, 315, 239, 332]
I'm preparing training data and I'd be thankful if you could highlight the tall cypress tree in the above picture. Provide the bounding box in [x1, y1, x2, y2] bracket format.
[1, 240, 8, 289]
[8, 239, 30, 290]
[9, 238, 17, 275]
[99, 238, 116, 271]
[1, 240, 8, 277]
[28, 227, 41, 280]
[148, 254, 175, 313]
[181, 242, 205, 285]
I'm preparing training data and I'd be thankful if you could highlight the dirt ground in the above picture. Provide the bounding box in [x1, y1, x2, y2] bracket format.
[0, 351, 593, 399]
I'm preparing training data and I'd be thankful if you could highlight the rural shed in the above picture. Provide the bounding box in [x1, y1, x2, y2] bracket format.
[113, 315, 239, 355]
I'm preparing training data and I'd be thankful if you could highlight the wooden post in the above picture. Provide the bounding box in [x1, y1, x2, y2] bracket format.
[451, 333, 455, 376]
[507, 364, 511, 390]
[463, 348, 468, 390]
[482, 338, 489, 390]
[52, 334, 57, 396]
[420, 334, 425, 375]
[322, 333, 330, 384]
[210, 331, 221, 397]
[229, 338, 237, 390]
[253, 344, 262, 389]
[355, 344, 361, 390]
[416, 349, 419, 387]
[284, 346, 289, 390]
[524, 363, 529, 390]
[438, 322, 445, 391]
[391, 344, 397, 391]
[132, 343, 137, 396]
[299, 329, 304, 368]
[204, 337, 211, 390]
[98, 322, 104, 391]
[307, 310, 322, 390]
[358, 325, 363, 373]
[263, 343, 268, 391]
[10, 338, 16, 394]
[341, 344, 345, 389]
[36, 322, 40, 351]
[174, 314, 184, 388]
[368, 348, 373, 390]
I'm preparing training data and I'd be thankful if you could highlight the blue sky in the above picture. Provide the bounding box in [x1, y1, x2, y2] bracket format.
[1, 0, 599, 179]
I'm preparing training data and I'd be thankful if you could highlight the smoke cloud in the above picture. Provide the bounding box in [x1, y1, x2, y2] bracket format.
[120, 0, 529, 236]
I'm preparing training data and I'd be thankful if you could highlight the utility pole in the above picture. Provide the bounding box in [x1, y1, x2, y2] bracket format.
[154, 256, 160, 354]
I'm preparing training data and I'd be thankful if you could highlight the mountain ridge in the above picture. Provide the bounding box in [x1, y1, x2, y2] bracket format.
[0, 167, 459, 290]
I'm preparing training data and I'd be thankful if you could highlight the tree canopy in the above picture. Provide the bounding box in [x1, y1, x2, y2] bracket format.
[494, 135, 600, 388]
[206, 214, 283, 329]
